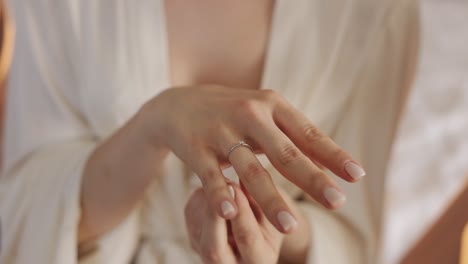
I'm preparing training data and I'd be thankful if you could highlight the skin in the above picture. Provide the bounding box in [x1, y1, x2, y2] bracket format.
[185, 183, 311, 264]
[79, 0, 364, 261]
[79, 85, 362, 253]
[185, 183, 284, 264]
[1, 0, 462, 261]
[400, 181, 468, 264]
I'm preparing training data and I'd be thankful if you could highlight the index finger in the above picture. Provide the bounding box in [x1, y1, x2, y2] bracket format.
[273, 102, 366, 182]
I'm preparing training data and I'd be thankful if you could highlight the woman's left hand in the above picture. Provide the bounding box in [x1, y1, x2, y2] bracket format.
[185, 183, 286, 264]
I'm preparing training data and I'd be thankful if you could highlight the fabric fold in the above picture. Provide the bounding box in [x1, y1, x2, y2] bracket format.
[0, 141, 94, 263]
[299, 202, 366, 264]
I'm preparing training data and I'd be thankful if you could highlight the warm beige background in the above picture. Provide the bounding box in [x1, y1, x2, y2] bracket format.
[382, 0, 468, 263]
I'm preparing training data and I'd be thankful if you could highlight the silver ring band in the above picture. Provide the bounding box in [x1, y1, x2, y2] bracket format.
[227, 140, 254, 159]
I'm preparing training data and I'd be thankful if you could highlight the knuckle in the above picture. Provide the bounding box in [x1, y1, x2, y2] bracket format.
[187, 134, 204, 149]
[237, 98, 257, 112]
[304, 171, 327, 195]
[242, 162, 267, 184]
[277, 144, 302, 167]
[206, 121, 228, 135]
[235, 99, 262, 120]
[311, 168, 326, 181]
[308, 172, 323, 188]
[258, 89, 279, 102]
[199, 167, 220, 186]
[331, 147, 348, 163]
[303, 125, 324, 143]
[184, 137, 206, 159]
[235, 230, 257, 246]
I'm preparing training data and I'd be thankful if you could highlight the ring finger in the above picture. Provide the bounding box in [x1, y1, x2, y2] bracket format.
[227, 142, 298, 234]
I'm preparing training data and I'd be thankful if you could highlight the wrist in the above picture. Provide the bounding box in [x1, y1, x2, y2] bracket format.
[133, 100, 171, 156]
[79, 108, 170, 242]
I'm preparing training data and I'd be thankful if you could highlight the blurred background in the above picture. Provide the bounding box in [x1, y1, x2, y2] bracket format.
[382, 0, 468, 263]
[0, 0, 466, 263]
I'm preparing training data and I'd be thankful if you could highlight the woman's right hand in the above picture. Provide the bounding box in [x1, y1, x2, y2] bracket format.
[185, 184, 284, 264]
[140, 84, 366, 233]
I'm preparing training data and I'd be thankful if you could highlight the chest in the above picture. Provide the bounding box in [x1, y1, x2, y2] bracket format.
[80, 0, 373, 140]
[164, 0, 274, 89]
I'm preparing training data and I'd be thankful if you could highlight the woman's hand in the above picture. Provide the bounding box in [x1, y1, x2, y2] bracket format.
[185, 184, 285, 264]
[143, 85, 366, 233]
[80, 84, 359, 243]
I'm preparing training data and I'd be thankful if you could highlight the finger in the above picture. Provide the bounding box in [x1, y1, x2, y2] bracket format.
[311, 159, 325, 170]
[190, 151, 238, 220]
[239, 181, 264, 221]
[228, 147, 298, 234]
[184, 188, 207, 253]
[238, 182, 283, 244]
[229, 184, 266, 262]
[273, 102, 366, 182]
[253, 125, 347, 209]
[199, 193, 237, 264]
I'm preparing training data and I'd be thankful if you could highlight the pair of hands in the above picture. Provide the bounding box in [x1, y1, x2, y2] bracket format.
[136, 85, 366, 262]
[79, 83, 366, 245]
[184, 182, 309, 264]
[144, 85, 365, 232]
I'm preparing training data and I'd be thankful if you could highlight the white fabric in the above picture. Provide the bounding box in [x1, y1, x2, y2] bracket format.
[383, 1, 468, 262]
[0, 0, 419, 263]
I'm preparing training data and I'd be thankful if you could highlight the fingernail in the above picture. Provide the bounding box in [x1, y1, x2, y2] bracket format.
[221, 201, 235, 217]
[277, 211, 297, 232]
[228, 185, 235, 199]
[344, 161, 366, 180]
[324, 188, 347, 208]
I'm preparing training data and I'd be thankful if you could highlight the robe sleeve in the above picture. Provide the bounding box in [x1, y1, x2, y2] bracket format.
[0, 1, 138, 263]
[299, 0, 420, 263]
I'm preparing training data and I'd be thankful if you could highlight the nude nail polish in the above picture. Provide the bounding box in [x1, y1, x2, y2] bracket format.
[324, 188, 347, 208]
[221, 201, 235, 217]
[344, 161, 366, 180]
[277, 211, 297, 232]
[228, 185, 235, 199]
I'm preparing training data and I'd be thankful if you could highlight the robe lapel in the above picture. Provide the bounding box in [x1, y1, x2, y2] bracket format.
[262, 0, 388, 135]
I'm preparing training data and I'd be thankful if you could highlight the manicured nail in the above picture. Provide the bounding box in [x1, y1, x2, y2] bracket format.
[277, 211, 297, 232]
[324, 188, 347, 208]
[344, 161, 366, 180]
[221, 201, 235, 217]
[228, 185, 235, 199]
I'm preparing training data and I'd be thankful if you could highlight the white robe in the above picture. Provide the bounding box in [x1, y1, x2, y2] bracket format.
[0, 0, 419, 263]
